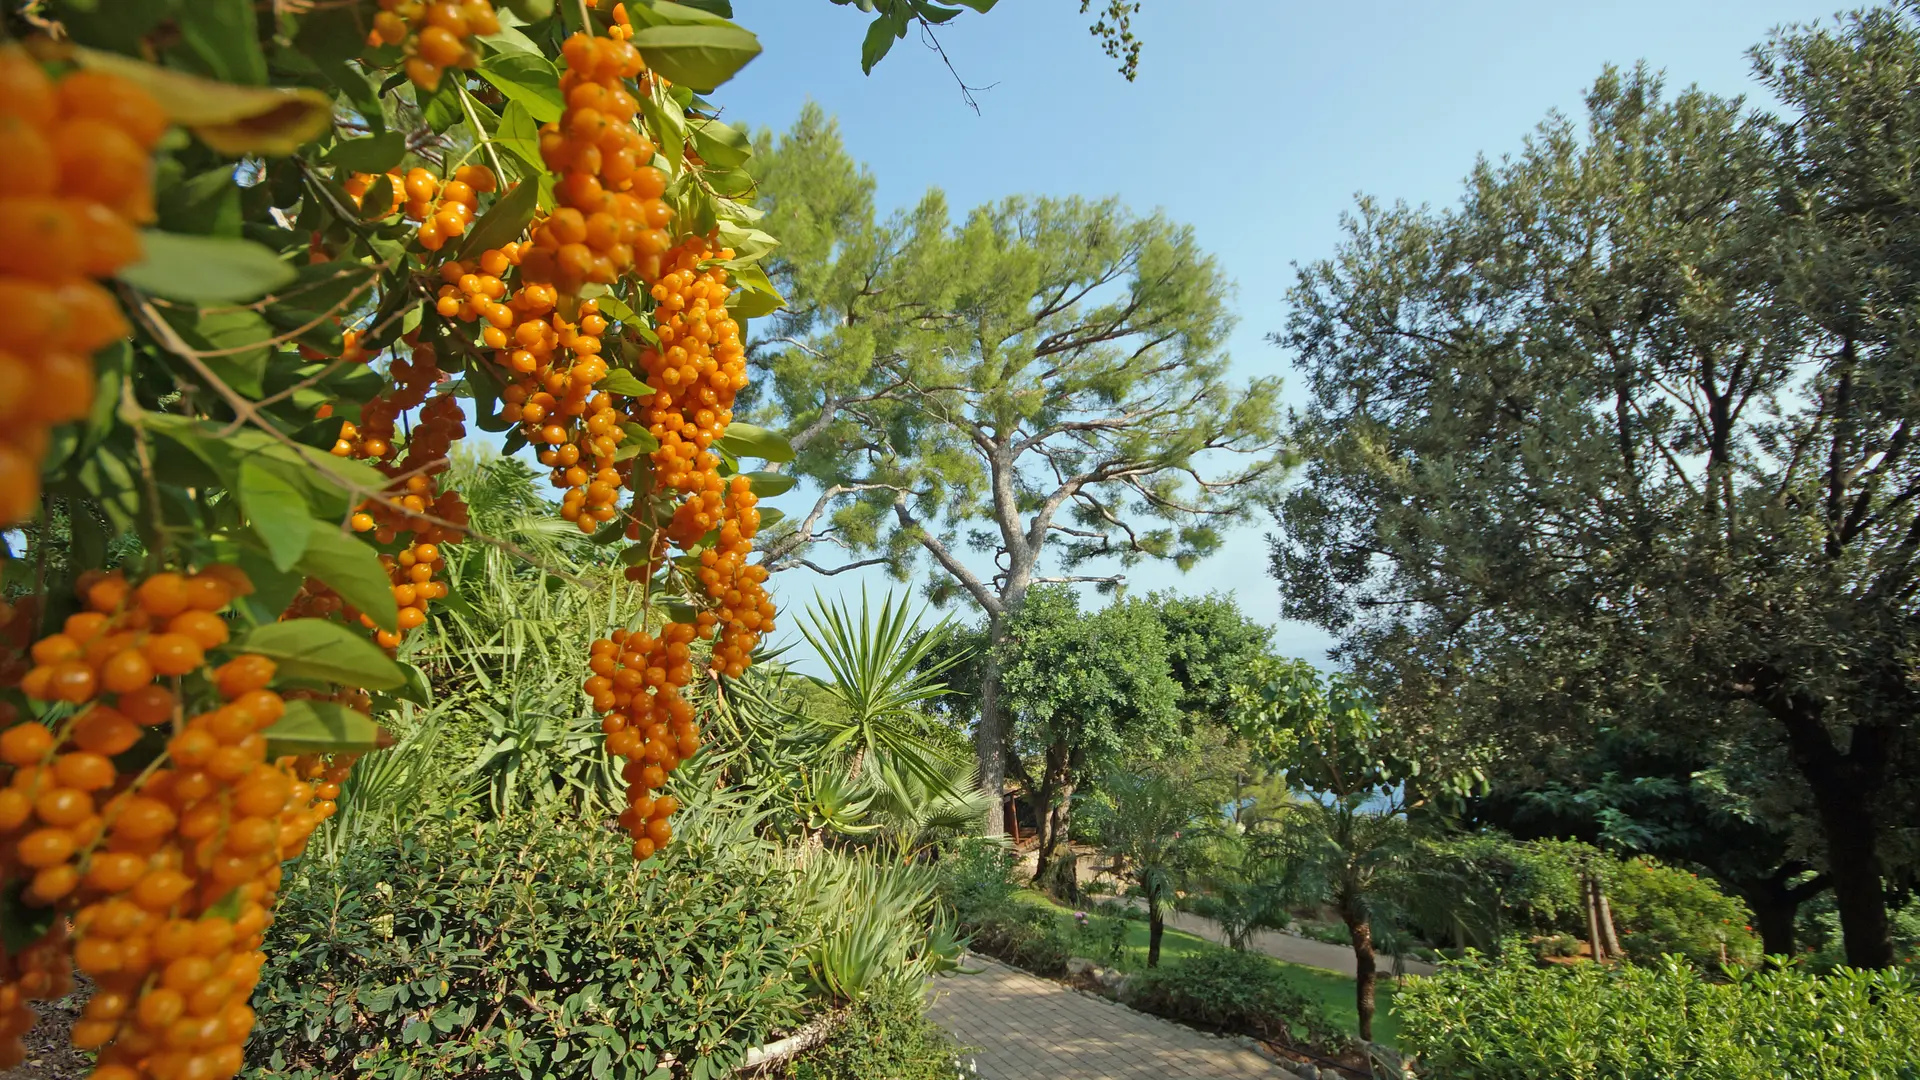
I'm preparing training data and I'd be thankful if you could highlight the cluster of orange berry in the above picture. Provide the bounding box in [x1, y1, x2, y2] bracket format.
[632, 243, 772, 676]
[523, 32, 673, 294]
[0, 48, 165, 525]
[0, 567, 339, 1076]
[585, 626, 701, 858]
[367, 0, 500, 92]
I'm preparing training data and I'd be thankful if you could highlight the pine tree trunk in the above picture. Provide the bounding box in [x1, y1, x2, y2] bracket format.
[977, 611, 1009, 836]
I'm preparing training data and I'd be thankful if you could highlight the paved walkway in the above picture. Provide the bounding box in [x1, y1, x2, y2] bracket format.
[1099, 897, 1438, 978]
[927, 955, 1294, 1079]
[1160, 909, 1439, 978]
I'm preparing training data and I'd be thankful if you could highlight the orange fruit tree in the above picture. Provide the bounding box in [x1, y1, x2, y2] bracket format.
[0, 1, 797, 1074]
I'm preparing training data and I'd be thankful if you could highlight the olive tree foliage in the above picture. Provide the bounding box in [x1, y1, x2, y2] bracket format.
[1269, 8, 1920, 968]
[745, 109, 1287, 832]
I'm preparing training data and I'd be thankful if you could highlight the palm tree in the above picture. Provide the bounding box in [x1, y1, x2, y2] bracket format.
[1089, 768, 1215, 967]
[1276, 794, 1418, 1042]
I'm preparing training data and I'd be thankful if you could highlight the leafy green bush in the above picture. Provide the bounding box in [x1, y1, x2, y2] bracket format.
[1125, 948, 1341, 1051]
[249, 810, 811, 1080]
[959, 906, 1072, 976]
[1606, 857, 1760, 967]
[935, 837, 1021, 924]
[1398, 950, 1920, 1079]
[782, 981, 965, 1080]
[930, 837, 1072, 975]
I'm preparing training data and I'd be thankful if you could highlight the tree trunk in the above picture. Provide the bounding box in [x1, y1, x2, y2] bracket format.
[1745, 869, 1829, 957]
[1346, 908, 1377, 1043]
[1148, 904, 1165, 968]
[1597, 884, 1623, 960]
[1751, 669, 1895, 968]
[977, 610, 1009, 836]
[1584, 872, 1607, 962]
[1033, 742, 1060, 885]
[1037, 742, 1081, 901]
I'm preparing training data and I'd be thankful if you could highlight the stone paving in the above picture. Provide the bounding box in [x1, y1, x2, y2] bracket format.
[926, 955, 1293, 1079]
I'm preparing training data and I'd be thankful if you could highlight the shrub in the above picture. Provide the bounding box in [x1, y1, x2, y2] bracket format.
[249, 810, 811, 1080]
[933, 837, 1072, 975]
[935, 837, 1021, 925]
[960, 906, 1072, 976]
[782, 980, 966, 1080]
[1605, 857, 1761, 967]
[1397, 950, 1920, 1080]
[1531, 933, 1580, 959]
[1125, 948, 1341, 1051]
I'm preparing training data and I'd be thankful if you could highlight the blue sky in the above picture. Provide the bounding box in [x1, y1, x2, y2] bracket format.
[705, 0, 1821, 670]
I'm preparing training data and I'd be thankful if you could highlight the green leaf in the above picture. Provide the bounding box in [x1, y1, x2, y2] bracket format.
[714, 218, 777, 265]
[689, 118, 750, 168]
[860, 12, 908, 75]
[192, 309, 276, 398]
[725, 261, 785, 318]
[495, 100, 544, 177]
[739, 471, 796, 497]
[239, 618, 406, 689]
[613, 422, 660, 462]
[357, 173, 397, 223]
[598, 368, 650, 396]
[121, 232, 296, 303]
[661, 600, 700, 624]
[239, 460, 312, 571]
[629, 24, 762, 93]
[394, 661, 433, 706]
[178, 0, 268, 85]
[326, 131, 408, 173]
[237, 547, 305, 627]
[640, 80, 687, 176]
[0, 881, 57, 955]
[714, 422, 794, 463]
[479, 51, 564, 123]
[263, 699, 392, 757]
[296, 524, 400, 632]
[456, 177, 540, 261]
[158, 168, 242, 238]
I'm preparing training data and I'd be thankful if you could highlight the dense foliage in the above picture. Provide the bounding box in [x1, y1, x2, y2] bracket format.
[253, 809, 809, 1080]
[781, 980, 965, 1080]
[1398, 951, 1920, 1080]
[1269, 4, 1920, 967]
[1126, 948, 1340, 1052]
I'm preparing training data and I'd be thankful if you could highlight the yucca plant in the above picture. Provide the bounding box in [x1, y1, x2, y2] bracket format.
[796, 589, 970, 793]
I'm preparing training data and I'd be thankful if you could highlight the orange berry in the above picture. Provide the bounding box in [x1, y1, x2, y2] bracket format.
[54, 751, 114, 791]
[166, 610, 229, 651]
[214, 654, 275, 698]
[141, 633, 203, 677]
[16, 827, 74, 868]
[134, 573, 192, 618]
[118, 685, 175, 726]
[56, 70, 168, 148]
[101, 648, 155, 694]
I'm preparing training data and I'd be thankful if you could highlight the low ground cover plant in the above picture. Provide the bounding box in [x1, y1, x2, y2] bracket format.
[1397, 950, 1920, 1080]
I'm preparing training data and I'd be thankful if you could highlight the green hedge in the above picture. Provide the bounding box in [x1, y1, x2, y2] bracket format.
[1126, 948, 1342, 1051]
[247, 811, 810, 1080]
[1398, 950, 1920, 1080]
[783, 980, 965, 1080]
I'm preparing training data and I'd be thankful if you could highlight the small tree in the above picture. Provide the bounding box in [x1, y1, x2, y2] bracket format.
[1089, 760, 1226, 967]
[1237, 659, 1456, 1042]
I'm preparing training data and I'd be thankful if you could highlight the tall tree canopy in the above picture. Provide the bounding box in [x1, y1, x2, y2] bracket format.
[747, 108, 1287, 831]
[1269, 8, 1920, 968]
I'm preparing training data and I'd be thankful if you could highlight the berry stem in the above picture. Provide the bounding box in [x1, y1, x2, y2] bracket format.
[456, 81, 509, 187]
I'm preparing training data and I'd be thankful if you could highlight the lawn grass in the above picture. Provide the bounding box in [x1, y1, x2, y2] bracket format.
[1012, 888, 1402, 1046]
